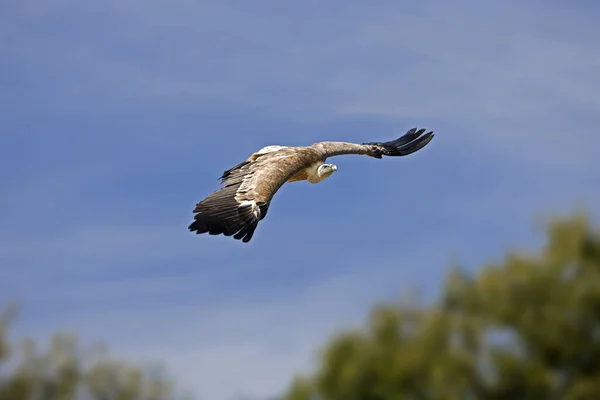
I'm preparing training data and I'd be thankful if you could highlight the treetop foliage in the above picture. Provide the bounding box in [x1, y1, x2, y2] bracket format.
[282, 212, 600, 400]
[0, 304, 185, 400]
[3, 212, 599, 400]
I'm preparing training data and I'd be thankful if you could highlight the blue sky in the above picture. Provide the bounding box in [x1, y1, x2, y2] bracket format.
[1, 0, 599, 399]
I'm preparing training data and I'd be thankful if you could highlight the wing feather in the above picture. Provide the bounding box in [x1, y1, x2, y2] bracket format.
[189, 147, 319, 243]
[313, 127, 434, 159]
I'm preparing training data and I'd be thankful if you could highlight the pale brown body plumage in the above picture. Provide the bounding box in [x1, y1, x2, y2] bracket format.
[189, 127, 435, 243]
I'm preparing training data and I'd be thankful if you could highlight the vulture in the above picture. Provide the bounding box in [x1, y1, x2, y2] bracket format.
[189, 127, 434, 243]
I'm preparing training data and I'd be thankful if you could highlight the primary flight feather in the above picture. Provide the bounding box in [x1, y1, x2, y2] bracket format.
[188, 127, 434, 243]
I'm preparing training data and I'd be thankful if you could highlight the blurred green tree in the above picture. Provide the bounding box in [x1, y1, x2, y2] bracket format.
[282, 212, 600, 400]
[0, 304, 184, 400]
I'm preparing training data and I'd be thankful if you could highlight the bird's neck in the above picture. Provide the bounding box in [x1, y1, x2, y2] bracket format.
[306, 162, 327, 184]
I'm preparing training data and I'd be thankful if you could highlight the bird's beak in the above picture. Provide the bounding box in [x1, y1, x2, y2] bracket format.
[332, 165, 338, 171]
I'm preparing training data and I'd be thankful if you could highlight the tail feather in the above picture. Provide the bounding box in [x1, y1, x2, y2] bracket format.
[364, 127, 434, 158]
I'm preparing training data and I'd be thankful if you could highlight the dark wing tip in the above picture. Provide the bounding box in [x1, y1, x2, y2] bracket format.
[189, 212, 259, 243]
[188, 219, 208, 234]
[218, 160, 251, 183]
[374, 127, 434, 157]
[189, 198, 269, 243]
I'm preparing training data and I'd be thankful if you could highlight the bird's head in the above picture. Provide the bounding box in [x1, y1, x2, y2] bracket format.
[317, 163, 338, 179]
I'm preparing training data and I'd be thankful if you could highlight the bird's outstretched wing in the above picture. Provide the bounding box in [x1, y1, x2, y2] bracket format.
[313, 127, 434, 159]
[188, 147, 319, 243]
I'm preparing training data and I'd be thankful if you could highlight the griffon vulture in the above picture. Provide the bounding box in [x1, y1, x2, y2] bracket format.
[188, 127, 434, 243]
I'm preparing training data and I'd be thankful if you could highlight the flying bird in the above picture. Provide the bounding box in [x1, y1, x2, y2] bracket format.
[188, 127, 434, 243]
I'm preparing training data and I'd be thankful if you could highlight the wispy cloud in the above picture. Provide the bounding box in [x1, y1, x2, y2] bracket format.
[6, 0, 599, 168]
[14, 252, 444, 400]
[2, 0, 599, 399]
